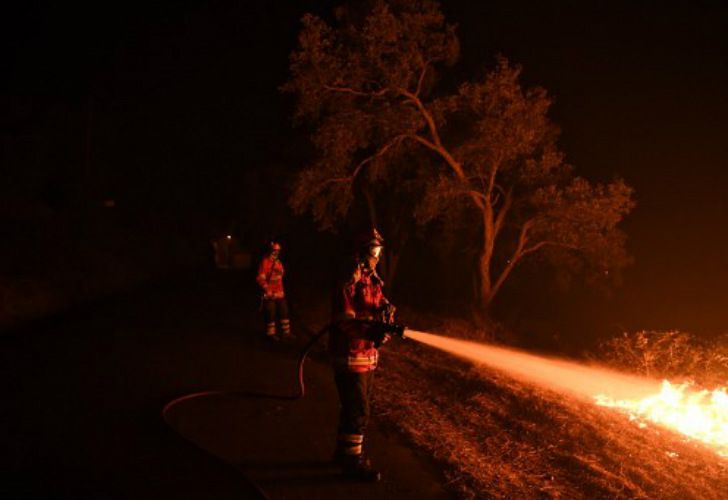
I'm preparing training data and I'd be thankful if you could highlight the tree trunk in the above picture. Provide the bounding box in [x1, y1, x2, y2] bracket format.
[362, 186, 378, 228]
[478, 206, 496, 314]
[479, 252, 493, 310]
[382, 220, 407, 290]
[383, 248, 400, 291]
[361, 184, 405, 292]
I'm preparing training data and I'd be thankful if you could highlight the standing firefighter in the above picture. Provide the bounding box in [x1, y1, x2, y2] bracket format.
[330, 228, 396, 482]
[256, 241, 291, 340]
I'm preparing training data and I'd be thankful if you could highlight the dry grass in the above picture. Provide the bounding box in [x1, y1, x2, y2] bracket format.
[592, 330, 728, 387]
[374, 330, 728, 499]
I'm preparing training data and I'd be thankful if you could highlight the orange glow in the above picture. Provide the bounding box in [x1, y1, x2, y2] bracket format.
[405, 330, 660, 399]
[595, 381, 728, 457]
[405, 329, 728, 457]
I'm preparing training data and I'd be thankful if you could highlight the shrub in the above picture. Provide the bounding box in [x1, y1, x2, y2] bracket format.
[594, 330, 728, 387]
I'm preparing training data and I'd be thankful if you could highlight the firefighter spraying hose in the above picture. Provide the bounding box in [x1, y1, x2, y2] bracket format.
[325, 228, 398, 481]
[160, 321, 407, 494]
[161, 228, 404, 485]
[294, 317, 407, 399]
[160, 318, 405, 499]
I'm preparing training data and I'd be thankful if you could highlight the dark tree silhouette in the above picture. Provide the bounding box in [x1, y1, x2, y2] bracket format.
[284, 0, 634, 312]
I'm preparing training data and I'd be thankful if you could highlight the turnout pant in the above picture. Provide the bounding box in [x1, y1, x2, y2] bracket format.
[262, 298, 290, 337]
[334, 368, 374, 457]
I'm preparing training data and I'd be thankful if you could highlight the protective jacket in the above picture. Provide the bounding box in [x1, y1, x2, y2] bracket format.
[256, 255, 285, 299]
[330, 263, 389, 373]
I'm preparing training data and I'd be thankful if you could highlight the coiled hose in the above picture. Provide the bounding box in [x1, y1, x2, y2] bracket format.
[160, 324, 332, 499]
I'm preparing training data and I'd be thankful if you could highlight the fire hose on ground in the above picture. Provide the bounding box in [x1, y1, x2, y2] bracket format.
[160, 319, 408, 497]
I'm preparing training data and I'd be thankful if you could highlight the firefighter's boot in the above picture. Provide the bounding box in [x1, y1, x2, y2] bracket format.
[342, 455, 381, 482]
[265, 321, 279, 341]
[334, 433, 362, 463]
[280, 318, 293, 339]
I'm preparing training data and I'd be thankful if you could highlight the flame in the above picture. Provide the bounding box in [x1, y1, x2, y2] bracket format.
[595, 381, 728, 457]
[403, 329, 728, 458]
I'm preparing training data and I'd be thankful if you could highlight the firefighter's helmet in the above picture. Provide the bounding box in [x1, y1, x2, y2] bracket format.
[355, 228, 384, 249]
[355, 228, 384, 261]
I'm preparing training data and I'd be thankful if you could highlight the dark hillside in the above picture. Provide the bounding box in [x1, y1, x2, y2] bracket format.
[376, 339, 728, 498]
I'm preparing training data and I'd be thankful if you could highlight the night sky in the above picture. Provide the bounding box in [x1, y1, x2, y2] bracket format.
[3, 1, 727, 339]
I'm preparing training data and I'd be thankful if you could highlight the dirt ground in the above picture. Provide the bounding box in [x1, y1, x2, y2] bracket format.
[0, 270, 451, 499]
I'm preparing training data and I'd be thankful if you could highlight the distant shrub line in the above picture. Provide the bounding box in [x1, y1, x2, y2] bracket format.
[1, 224, 208, 332]
[593, 330, 728, 387]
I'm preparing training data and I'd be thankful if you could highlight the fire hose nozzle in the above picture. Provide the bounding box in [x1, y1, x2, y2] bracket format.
[388, 323, 407, 339]
[370, 321, 407, 346]
[350, 318, 408, 345]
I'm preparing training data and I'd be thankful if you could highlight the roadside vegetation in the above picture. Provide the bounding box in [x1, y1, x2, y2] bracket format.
[373, 316, 728, 498]
[0, 203, 208, 331]
[593, 330, 728, 388]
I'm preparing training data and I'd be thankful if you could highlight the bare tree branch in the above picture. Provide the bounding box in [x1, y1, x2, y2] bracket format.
[486, 158, 502, 201]
[318, 175, 354, 190]
[493, 187, 513, 237]
[490, 218, 533, 299]
[398, 90, 486, 213]
[351, 134, 408, 178]
[323, 84, 390, 98]
[522, 239, 580, 257]
[470, 190, 489, 202]
[398, 88, 444, 148]
[415, 60, 430, 97]
[316, 133, 409, 191]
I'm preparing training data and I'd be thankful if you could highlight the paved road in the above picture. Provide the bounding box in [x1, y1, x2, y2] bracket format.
[1, 271, 450, 499]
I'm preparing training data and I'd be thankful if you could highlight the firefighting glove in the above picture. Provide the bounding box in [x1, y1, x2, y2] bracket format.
[369, 323, 390, 348]
[381, 303, 396, 324]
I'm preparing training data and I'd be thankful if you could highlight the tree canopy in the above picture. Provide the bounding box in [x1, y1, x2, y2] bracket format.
[283, 0, 634, 311]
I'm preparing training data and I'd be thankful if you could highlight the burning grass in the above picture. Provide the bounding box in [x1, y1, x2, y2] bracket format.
[374, 325, 728, 499]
